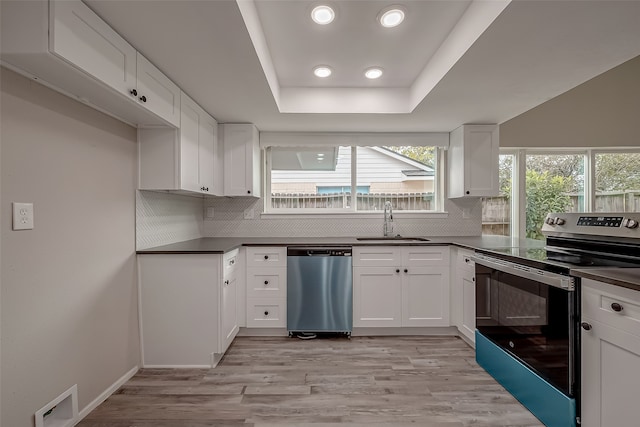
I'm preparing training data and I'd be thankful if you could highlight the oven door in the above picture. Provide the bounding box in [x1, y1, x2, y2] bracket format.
[474, 256, 578, 397]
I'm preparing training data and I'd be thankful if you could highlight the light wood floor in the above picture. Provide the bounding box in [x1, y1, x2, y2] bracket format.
[79, 336, 543, 426]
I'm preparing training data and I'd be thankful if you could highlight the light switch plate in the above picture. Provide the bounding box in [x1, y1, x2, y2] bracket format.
[243, 208, 254, 220]
[205, 207, 215, 219]
[13, 202, 34, 230]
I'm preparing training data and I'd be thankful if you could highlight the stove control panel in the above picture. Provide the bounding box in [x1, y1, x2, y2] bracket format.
[542, 212, 640, 237]
[577, 216, 623, 227]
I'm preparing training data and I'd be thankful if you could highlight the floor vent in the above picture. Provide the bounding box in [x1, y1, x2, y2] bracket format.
[35, 384, 78, 427]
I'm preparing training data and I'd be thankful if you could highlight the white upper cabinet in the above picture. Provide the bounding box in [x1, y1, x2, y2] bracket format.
[139, 92, 218, 195]
[1, 0, 179, 127]
[448, 124, 499, 198]
[136, 52, 180, 127]
[49, 0, 136, 96]
[221, 124, 261, 197]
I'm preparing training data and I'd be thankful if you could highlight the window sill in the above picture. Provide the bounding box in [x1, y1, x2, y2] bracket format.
[260, 211, 449, 220]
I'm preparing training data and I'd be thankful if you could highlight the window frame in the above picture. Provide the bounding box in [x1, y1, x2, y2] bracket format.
[489, 148, 640, 239]
[264, 146, 444, 216]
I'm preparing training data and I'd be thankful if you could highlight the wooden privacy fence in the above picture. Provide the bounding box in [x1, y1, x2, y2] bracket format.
[271, 192, 434, 210]
[482, 190, 640, 235]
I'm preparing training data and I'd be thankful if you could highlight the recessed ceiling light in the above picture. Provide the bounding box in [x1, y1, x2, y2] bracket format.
[311, 5, 335, 25]
[313, 66, 332, 78]
[365, 68, 383, 79]
[379, 7, 405, 28]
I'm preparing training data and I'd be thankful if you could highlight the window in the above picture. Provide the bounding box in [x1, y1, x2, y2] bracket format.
[267, 145, 439, 213]
[595, 152, 640, 212]
[482, 153, 515, 236]
[525, 153, 585, 239]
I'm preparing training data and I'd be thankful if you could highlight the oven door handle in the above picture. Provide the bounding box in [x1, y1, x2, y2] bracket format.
[472, 255, 575, 291]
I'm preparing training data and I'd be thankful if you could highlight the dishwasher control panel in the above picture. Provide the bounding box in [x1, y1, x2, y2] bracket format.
[287, 247, 352, 257]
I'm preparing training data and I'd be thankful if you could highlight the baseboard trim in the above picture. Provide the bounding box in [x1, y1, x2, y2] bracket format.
[77, 365, 138, 422]
[352, 326, 458, 336]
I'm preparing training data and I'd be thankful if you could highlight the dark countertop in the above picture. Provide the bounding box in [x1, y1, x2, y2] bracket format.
[136, 235, 541, 254]
[571, 268, 640, 292]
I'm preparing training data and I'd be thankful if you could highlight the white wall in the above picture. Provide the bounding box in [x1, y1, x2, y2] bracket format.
[1, 68, 140, 426]
[500, 55, 640, 148]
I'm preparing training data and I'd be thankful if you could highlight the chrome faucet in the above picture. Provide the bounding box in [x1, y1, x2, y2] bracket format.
[383, 201, 394, 236]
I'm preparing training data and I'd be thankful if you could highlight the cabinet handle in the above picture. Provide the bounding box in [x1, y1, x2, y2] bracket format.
[611, 302, 623, 312]
[581, 322, 592, 331]
[404, 268, 408, 273]
[264, 280, 269, 285]
[129, 89, 137, 96]
[396, 269, 400, 273]
[224, 280, 229, 285]
[264, 311, 269, 316]
[264, 255, 269, 260]
[248, 190, 251, 194]
[139, 95, 147, 103]
[465, 190, 470, 195]
[472, 277, 475, 282]
[230, 259, 235, 265]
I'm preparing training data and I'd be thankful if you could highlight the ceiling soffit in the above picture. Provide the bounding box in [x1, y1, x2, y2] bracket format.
[237, 0, 511, 114]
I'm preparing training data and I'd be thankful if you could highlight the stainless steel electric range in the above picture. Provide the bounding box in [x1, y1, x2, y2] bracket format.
[473, 212, 640, 427]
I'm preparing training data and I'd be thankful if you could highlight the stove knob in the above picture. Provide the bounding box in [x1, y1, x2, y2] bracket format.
[625, 219, 639, 229]
[545, 217, 556, 225]
[554, 218, 566, 225]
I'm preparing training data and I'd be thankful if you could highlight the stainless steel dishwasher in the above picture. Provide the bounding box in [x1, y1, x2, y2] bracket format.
[287, 246, 353, 337]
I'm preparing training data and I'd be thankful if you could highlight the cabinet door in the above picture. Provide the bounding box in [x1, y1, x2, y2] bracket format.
[179, 95, 201, 192]
[223, 124, 260, 197]
[49, 0, 136, 97]
[353, 267, 401, 327]
[460, 269, 476, 342]
[199, 114, 217, 194]
[401, 266, 450, 327]
[464, 126, 499, 196]
[581, 317, 640, 427]
[136, 52, 180, 127]
[221, 272, 239, 353]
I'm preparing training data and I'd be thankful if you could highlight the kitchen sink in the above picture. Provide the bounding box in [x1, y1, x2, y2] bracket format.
[356, 236, 430, 242]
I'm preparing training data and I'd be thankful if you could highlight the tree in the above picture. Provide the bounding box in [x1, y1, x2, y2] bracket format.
[525, 170, 573, 239]
[595, 153, 640, 192]
[384, 146, 435, 166]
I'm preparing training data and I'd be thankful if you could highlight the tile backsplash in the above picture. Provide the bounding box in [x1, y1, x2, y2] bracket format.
[136, 191, 482, 247]
[136, 191, 204, 249]
[202, 197, 482, 238]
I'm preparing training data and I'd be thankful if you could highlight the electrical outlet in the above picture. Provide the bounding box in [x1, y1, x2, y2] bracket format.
[243, 208, 254, 220]
[205, 207, 214, 219]
[462, 208, 471, 219]
[13, 202, 34, 230]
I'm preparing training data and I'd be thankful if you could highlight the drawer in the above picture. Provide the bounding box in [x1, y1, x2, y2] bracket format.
[352, 246, 401, 267]
[402, 246, 450, 267]
[246, 247, 287, 267]
[246, 299, 286, 328]
[456, 249, 475, 273]
[582, 278, 640, 338]
[246, 267, 286, 298]
[223, 249, 239, 274]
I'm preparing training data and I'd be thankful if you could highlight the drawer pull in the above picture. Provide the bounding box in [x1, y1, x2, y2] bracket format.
[611, 302, 623, 312]
[224, 280, 229, 285]
[264, 280, 269, 285]
[396, 269, 400, 273]
[264, 311, 269, 316]
[581, 322, 592, 331]
[404, 268, 408, 273]
[264, 255, 269, 260]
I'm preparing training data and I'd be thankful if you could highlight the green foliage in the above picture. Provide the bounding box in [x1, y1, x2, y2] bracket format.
[525, 170, 573, 239]
[595, 153, 640, 192]
[384, 146, 435, 166]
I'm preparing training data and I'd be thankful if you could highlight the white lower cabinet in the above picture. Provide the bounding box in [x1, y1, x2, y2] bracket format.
[581, 278, 640, 427]
[138, 252, 240, 368]
[353, 246, 450, 328]
[353, 266, 402, 327]
[221, 249, 241, 353]
[452, 248, 476, 343]
[245, 247, 287, 328]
